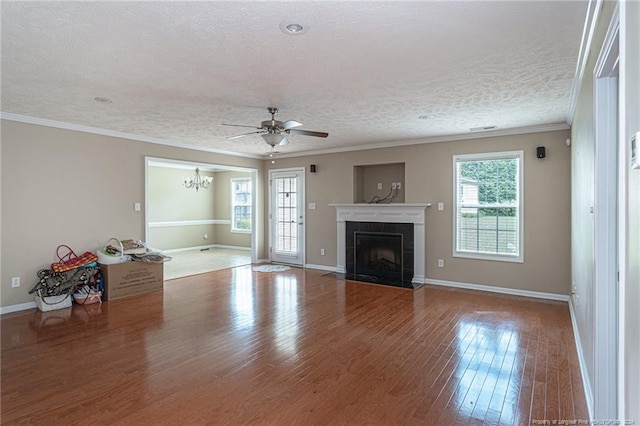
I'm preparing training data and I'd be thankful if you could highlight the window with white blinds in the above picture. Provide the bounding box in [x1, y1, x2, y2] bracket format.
[231, 178, 252, 232]
[453, 151, 523, 262]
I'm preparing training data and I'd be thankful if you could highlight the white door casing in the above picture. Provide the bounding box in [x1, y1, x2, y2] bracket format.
[269, 168, 305, 266]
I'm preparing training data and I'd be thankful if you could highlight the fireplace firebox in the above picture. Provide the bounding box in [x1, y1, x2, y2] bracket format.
[345, 221, 414, 288]
[354, 232, 403, 285]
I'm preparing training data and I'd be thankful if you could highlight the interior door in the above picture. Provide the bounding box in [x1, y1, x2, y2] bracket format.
[269, 169, 305, 266]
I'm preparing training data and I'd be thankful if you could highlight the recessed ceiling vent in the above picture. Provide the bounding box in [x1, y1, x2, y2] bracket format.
[469, 125, 497, 132]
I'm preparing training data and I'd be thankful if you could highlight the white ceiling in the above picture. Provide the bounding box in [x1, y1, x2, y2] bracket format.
[1, 1, 587, 158]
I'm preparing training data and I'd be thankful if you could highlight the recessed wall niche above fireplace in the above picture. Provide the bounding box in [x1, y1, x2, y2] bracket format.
[330, 203, 428, 289]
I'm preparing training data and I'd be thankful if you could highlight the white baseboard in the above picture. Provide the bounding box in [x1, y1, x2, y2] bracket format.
[162, 244, 250, 254]
[213, 244, 251, 251]
[568, 298, 595, 421]
[0, 301, 36, 315]
[424, 278, 570, 302]
[304, 263, 340, 272]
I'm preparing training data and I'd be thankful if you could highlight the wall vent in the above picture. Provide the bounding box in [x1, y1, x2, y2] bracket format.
[469, 125, 497, 132]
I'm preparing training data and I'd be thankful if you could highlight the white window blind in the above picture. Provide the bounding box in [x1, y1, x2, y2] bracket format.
[453, 151, 523, 262]
[231, 178, 252, 232]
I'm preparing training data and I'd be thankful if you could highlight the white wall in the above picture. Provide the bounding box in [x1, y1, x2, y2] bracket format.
[621, 1, 640, 422]
[571, 0, 640, 420]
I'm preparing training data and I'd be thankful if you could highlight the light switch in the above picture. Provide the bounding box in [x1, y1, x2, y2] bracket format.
[438, 202, 444, 211]
[134, 202, 141, 211]
[308, 202, 316, 210]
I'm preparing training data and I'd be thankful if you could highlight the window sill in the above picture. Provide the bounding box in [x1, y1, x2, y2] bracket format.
[453, 252, 523, 263]
[231, 229, 252, 234]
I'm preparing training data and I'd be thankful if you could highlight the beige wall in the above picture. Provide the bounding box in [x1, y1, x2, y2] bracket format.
[0, 120, 263, 307]
[267, 129, 572, 295]
[147, 166, 217, 249]
[149, 225, 217, 250]
[148, 166, 215, 222]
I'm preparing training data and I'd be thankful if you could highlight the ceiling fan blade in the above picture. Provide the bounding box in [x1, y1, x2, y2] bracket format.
[281, 120, 303, 130]
[227, 131, 264, 140]
[278, 137, 290, 146]
[286, 129, 329, 138]
[222, 123, 261, 129]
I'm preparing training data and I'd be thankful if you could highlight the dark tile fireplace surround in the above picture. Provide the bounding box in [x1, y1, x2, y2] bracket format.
[345, 221, 415, 289]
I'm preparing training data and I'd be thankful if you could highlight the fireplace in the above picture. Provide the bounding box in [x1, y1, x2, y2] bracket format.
[331, 203, 428, 288]
[355, 232, 403, 282]
[346, 221, 414, 288]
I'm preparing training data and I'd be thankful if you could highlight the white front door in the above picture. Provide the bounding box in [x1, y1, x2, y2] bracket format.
[269, 169, 305, 266]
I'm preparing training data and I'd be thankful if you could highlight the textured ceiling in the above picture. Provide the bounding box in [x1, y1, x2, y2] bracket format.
[1, 1, 587, 158]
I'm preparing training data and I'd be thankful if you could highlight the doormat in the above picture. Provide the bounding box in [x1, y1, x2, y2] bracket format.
[252, 265, 291, 273]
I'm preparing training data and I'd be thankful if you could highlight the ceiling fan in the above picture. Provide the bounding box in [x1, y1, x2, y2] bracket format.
[222, 107, 329, 147]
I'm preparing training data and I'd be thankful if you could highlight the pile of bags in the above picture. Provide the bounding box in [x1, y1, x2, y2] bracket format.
[29, 245, 102, 312]
[30, 239, 171, 312]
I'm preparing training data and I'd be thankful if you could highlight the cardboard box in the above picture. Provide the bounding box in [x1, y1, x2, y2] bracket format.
[100, 261, 163, 301]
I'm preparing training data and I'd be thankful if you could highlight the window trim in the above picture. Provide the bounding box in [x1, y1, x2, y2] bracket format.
[452, 150, 524, 263]
[231, 177, 252, 233]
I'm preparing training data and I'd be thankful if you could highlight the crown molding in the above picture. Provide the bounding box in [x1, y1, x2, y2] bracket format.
[566, 0, 604, 125]
[1, 112, 570, 162]
[271, 122, 570, 159]
[0, 112, 263, 159]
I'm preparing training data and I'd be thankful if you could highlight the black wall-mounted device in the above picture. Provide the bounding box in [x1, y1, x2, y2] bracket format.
[536, 146, 546, 159]
[310, 164, 317, 173]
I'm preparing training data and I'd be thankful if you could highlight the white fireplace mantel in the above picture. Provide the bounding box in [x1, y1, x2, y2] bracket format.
[330, 203, 429, 284]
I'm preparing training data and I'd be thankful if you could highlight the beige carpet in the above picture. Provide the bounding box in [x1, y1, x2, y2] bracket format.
[163, 248, 252, 280]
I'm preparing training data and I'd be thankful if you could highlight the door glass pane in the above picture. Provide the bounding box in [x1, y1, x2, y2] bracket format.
[275, 177, 297, 254]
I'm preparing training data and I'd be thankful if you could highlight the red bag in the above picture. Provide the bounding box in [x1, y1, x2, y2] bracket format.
[51, 245, 98, 273]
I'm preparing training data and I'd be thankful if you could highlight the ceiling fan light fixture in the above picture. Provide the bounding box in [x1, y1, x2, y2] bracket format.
[279, 20, 309, 35]
[262, 132, 286, 147]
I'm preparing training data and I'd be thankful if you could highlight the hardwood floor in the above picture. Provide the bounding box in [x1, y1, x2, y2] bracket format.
[1, 266, 588, 425]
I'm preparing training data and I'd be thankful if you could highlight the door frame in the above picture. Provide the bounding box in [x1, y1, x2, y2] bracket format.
[592, 5, 621, 420]
[268, 167, 306, 266]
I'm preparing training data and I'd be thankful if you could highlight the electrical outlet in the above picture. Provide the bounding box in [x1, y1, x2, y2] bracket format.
[377, 183, 383, 190]
[203, 233, 208, 240]
[396, 182, 401, 189]
[11, 277, 20, 288]
[438, 259, 444, 268]
[320, 248, 325, 256]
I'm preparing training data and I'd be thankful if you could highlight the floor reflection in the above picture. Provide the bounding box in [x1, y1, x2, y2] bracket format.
[454, 319, 520, 420]
[273, 274, 299, 359]
[231, 267, 256, 331]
